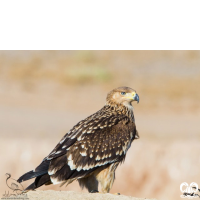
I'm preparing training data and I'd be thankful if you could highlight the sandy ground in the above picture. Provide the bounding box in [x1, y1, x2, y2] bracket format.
[11, 190, 157, 200]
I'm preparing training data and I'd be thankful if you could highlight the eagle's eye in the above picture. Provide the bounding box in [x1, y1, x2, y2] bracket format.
[121, 92, 126, 95]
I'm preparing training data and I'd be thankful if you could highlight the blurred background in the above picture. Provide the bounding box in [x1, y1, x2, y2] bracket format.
[0, 51, 200, 200]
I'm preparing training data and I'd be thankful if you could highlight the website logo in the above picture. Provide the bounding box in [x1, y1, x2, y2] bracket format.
[180, 182, 200, 199]
[1, 173, 28, 200]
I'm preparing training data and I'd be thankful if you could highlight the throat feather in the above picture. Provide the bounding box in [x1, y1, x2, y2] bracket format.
[105, 102, 134, 121]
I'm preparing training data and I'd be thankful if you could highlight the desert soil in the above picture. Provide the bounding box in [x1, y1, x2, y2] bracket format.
[15, 190, 157, 200]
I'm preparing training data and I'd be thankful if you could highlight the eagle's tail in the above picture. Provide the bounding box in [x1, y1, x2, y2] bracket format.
[17, 170, 46, 183]
[17, 160, 51, 191]
[24, 174, 51, 191]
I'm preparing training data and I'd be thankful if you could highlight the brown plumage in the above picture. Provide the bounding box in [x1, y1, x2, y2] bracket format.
[17, 86, 139, 193]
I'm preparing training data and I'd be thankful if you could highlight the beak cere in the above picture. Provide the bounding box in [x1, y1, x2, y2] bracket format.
[133, 93, 139, 103]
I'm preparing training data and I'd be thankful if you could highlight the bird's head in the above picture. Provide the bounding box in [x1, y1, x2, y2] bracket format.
[106, 86, 139, 108]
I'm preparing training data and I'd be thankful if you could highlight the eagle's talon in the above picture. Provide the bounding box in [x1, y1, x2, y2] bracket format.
[90, 190, 99, 193]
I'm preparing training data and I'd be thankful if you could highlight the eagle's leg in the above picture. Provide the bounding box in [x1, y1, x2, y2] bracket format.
[78, 175, 99, 193]
[97, 172, 114, 193]
[96, 163, 119, 193]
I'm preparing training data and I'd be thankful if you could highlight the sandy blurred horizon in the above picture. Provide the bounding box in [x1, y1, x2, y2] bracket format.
[0, 51, 200, 200]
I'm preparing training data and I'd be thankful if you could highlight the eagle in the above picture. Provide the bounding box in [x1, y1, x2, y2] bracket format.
[17, 86, 139, 193]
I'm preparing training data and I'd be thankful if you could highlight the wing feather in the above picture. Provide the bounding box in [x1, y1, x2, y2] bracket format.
[47, 111, 136, 183]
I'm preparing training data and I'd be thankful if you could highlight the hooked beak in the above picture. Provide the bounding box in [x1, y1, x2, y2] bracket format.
[133, 93, 139, 103]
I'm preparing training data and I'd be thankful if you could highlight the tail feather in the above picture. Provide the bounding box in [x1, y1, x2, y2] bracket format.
[35, 160, 50, 172]
[24, 174, 51, 191]
[17, 160, 50, 183]
[24, 182, 36, 191]
[35, 174, 51, 188]
[17, 170, 47, 183]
